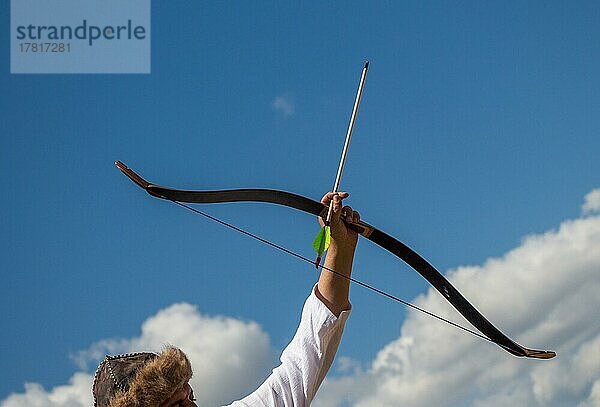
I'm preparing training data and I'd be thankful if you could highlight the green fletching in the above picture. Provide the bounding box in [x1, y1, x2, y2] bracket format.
[312, 226, 331, 255]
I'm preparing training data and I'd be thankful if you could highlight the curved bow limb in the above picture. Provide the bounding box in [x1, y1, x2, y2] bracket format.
[115, 161, 556, 360]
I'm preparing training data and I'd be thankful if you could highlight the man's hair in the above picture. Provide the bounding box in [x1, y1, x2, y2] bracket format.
[92, 346, 192, 407]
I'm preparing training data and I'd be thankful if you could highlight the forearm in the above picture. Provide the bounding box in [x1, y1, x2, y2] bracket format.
[316, 243, 354, 316]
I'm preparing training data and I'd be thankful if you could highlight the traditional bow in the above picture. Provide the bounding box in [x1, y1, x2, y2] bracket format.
[115, 160, 555, 359]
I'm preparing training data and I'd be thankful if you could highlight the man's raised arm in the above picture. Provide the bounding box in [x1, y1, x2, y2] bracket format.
[226, 192, 359, 407]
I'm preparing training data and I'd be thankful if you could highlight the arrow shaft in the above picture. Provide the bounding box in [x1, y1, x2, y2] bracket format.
[326, 61, 369, 223]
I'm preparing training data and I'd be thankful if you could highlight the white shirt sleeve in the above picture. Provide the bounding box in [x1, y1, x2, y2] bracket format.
[224, 285, 351, 407]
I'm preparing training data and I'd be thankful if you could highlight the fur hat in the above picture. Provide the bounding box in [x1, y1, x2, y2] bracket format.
[92, 346, 193, 407]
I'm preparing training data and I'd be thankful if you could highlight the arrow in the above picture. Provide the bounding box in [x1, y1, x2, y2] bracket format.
[313, 61, 369, 268]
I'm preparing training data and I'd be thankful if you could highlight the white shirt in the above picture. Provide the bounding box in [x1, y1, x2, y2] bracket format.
[225, 286, 351, 407]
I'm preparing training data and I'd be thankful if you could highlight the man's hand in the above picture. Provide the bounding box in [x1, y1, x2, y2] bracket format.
[316, 192, 360, 316]
[319, 191, 360, 254]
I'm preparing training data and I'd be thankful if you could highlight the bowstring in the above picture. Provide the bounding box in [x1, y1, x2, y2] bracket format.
[169, 200, 497, 346]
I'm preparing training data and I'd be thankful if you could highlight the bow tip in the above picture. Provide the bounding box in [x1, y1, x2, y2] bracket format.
[524, 349, 557, 359]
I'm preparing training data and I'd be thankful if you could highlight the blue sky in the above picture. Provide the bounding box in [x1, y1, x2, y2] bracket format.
[2, 2, 600, 406]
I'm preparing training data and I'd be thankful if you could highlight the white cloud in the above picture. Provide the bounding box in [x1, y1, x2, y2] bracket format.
[0, 373, 93, 407]
[272, 95, 295, 117]
[582, 188, 600, 215]
[314, 190, 600, 407]
[1, 304, 274, 407]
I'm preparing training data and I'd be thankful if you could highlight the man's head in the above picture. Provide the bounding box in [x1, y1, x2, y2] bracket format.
[92, 346, 197, 406]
